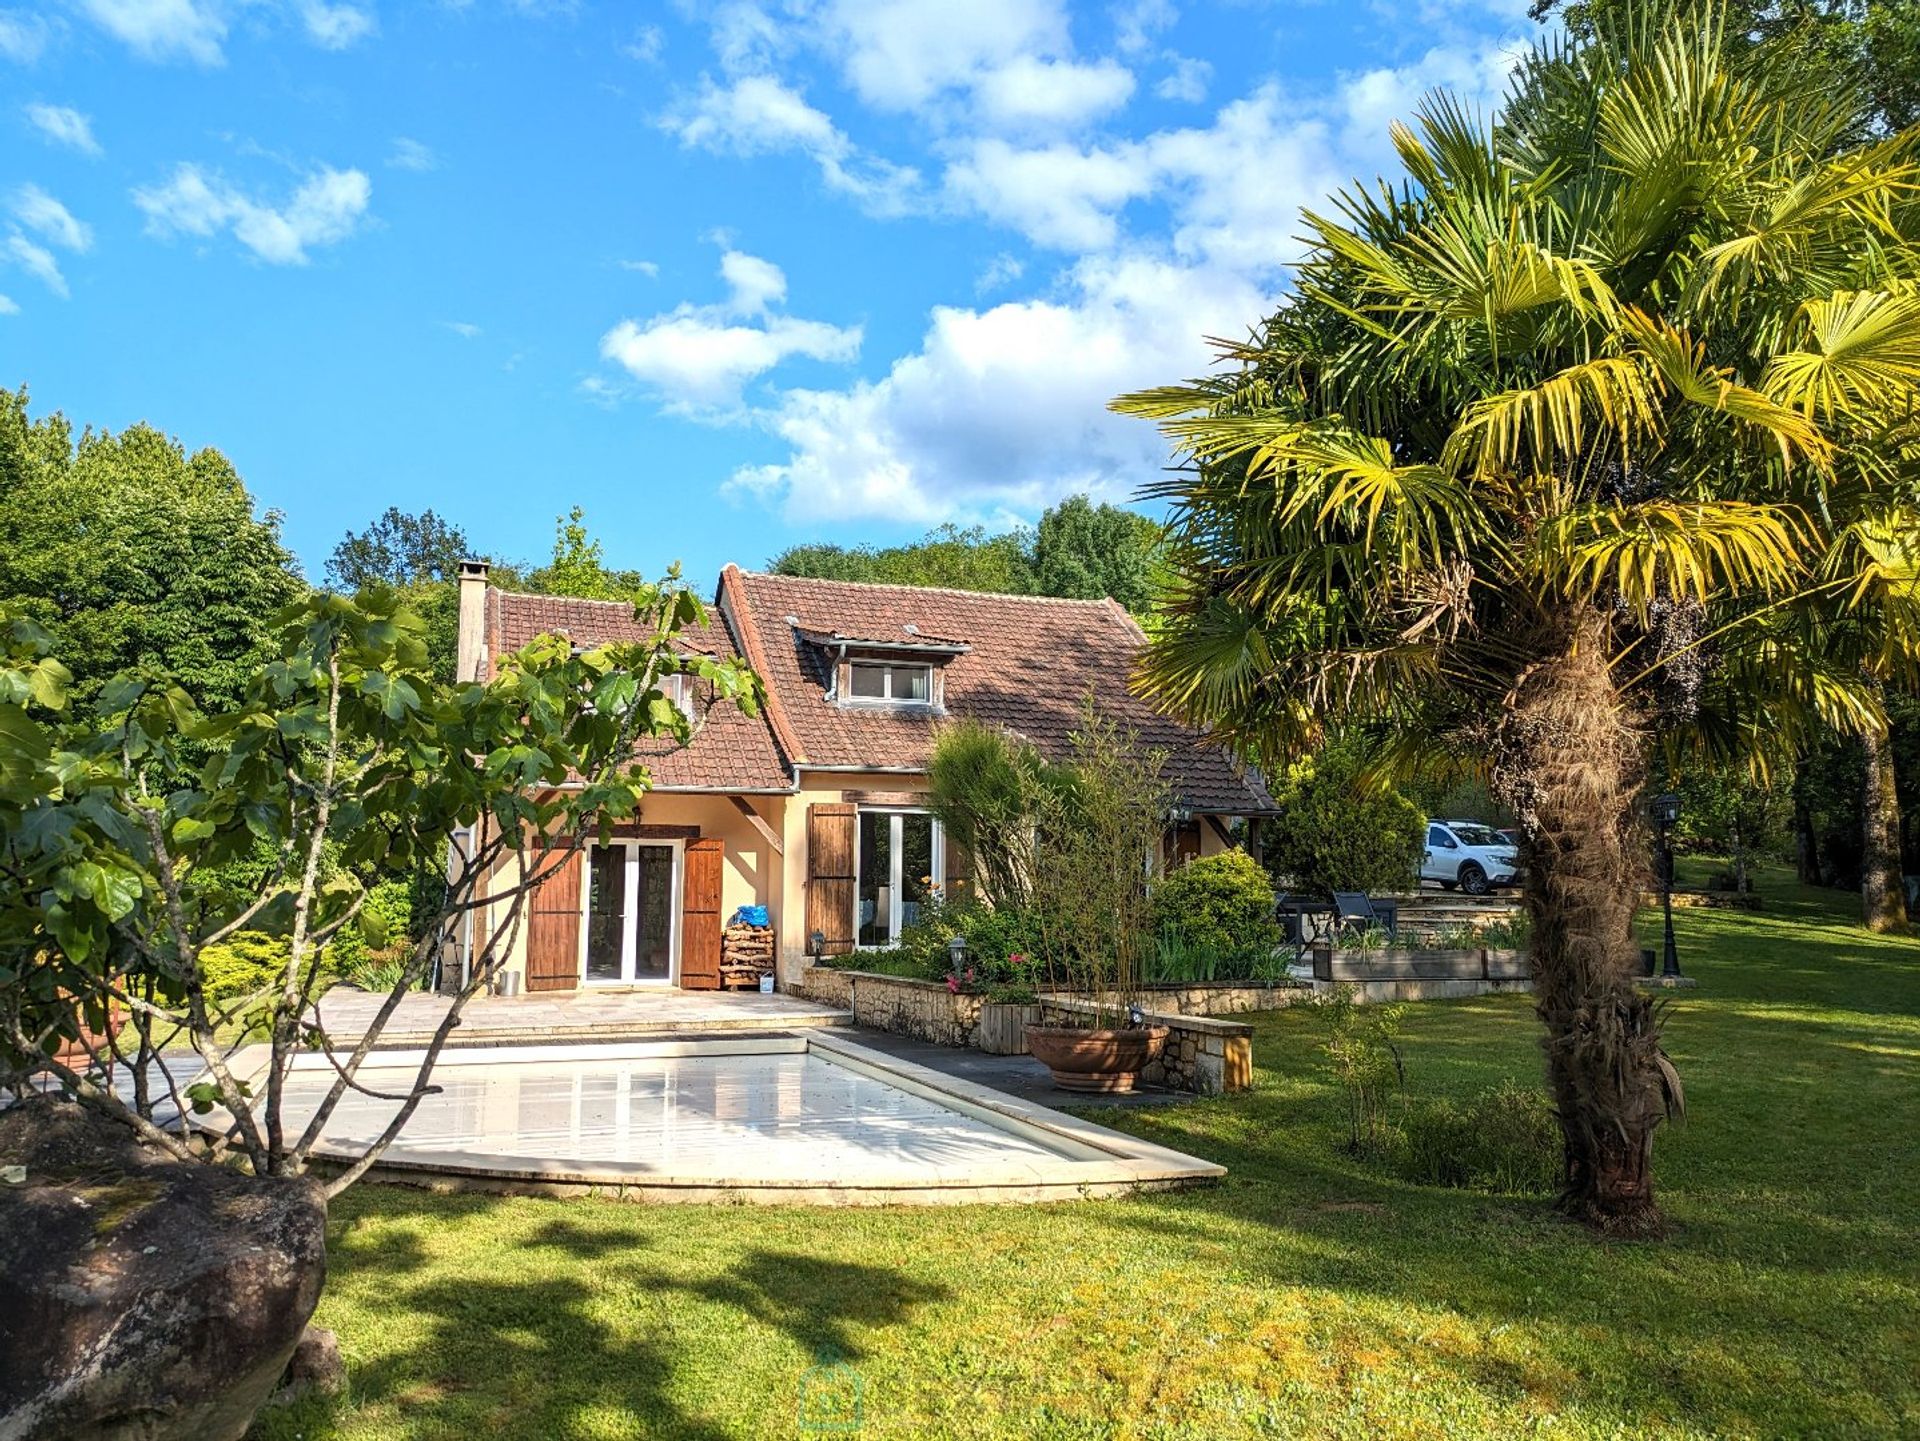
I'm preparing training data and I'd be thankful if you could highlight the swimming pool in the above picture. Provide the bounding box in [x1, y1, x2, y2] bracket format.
[220, 1033, 1223, 1204]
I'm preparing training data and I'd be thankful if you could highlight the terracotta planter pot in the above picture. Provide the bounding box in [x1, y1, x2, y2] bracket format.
[1024, 1023, 1169, 1093]
[52, 995, 124, 1075]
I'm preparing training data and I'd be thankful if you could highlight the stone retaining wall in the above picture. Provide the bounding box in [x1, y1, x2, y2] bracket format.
[797, 968, 1037, 1054]
[1061, 982, 1311, 1017]
[798, 967, 1254, 1094]
[1038, 998, 1253, 1096]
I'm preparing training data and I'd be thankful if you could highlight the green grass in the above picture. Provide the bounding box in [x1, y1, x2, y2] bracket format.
[260, 864, 1920, 1440]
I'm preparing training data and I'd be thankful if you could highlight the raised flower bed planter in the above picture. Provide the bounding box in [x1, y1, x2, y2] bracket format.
[1310, 946, 1490, 982]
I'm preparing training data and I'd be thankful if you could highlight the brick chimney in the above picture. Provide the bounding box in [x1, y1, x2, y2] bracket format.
[455, 559, 489, 684]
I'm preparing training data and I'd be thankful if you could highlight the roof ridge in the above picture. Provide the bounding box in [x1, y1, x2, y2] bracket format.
[736, 569, 1119, 608]
[487, 586, 640, 608]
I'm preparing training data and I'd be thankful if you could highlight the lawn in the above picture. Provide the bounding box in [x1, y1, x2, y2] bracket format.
[259, 866, 1919, 1440]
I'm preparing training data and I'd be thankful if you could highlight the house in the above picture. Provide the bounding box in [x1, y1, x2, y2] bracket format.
[446, 561, 1278, 995]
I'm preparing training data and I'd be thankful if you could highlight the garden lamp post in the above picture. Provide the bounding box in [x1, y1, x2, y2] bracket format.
[948, 934, 967, 976]
[1650, 791, 1683, 978]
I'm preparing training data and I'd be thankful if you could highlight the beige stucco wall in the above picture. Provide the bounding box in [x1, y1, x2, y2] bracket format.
[777, 769, 932, 988]
[1197, 819, 1239, 860]
[467, 791, 788, 989]
[459, 777, 1252, 993]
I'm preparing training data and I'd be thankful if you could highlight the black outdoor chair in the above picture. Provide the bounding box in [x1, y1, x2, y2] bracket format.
[1331, 892, 1398, 941]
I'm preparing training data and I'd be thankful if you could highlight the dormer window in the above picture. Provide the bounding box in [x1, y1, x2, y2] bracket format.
[848, 661, 931, 704]
[792, 619, 967, 711]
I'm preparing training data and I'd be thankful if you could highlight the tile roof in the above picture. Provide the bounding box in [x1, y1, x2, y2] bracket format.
[721, 568, 1277, 814]
[483, 588, 792, 792]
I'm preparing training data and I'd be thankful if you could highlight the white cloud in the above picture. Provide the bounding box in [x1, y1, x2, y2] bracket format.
[944, 138, 1153, 252]
[665, 74, 921, 216]
[972, 56, 1135, 130]
[0, 10, 54, 63]
[442, 320, 481, 338]
[623, 22, 663, 61]
[132, 163, 372, 264]
[732, 252, 1269, 523]
[25, 103, 100, 155]
[1337, 41, 1524, 152]
[3, 233, 67, 297]
[975, 251, 1024, 294]
[618, 258, 660, 276]
[388, 136, 435, 171]
[826, 0, 1070, 111]
[719, 248, 786, 314]
[1112, 0, 1176, 54]
[726, 37, 1530, 525]
[597, 248, 861, 411]
[301, 2, 377, 50]
[0, 292, 17, 315]
[11, 185, 93, 252]
[1155, 54, 1210, 103]
[78, 0, 226, 65]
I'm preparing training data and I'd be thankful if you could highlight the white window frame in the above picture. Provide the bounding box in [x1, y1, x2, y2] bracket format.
[843, 661, 934, 708]
[578, 837, 684, 986]
[852, 809, 945, 948]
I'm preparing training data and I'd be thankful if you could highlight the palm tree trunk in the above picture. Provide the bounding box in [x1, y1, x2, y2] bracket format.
[1497, 612, 1679, 1236]
[1862, 724, 1909, 933]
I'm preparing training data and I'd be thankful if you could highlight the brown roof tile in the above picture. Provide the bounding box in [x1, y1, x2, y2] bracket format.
[483, 589, 792, 792]
[722, 568, 1276, 814]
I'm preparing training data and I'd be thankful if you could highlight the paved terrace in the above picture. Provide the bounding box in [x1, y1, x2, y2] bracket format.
[315, 986, 851, 1049]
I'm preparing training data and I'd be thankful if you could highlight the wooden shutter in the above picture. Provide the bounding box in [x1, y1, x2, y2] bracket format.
[679, 837, 724, 991]
[525, 840, 582, 992]
[806, 803, 857, 957]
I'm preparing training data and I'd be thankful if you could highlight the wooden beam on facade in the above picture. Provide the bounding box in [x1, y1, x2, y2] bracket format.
[1205, 814, 1238, 849]
[730, 795, 785, 856]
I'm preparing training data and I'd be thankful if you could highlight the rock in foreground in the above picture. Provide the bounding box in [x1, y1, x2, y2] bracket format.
[0, 1097, 327, 1441]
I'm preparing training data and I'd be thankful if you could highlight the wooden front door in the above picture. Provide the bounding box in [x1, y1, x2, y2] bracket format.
[525, 840, 582, 992]
[679, 836, 724, 990]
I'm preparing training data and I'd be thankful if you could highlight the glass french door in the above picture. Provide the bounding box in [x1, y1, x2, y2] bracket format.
[583, 841, 678, 984]
[856, 811, 943, 947]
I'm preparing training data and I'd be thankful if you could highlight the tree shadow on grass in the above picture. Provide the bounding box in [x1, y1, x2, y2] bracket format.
[254, 1198, 947, 1441]
[682, 1248, 946, 1362]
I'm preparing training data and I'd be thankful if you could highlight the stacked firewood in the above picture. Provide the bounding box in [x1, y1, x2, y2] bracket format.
[719, 922, 775, 990]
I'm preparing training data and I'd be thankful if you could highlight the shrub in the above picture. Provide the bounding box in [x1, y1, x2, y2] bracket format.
[1152, 849, 1280, 960]
[323, 877, 416, 974]
[959, 904, 1044, 977]
[1318, 987, 1407, 1156]
[927, 720, 1053, 906]
[1265, 738, 1425, 897]
[200, 931, 289, 1007]
[1147, 926, 1285, 983]
[1396, 1081, 1559, 1194]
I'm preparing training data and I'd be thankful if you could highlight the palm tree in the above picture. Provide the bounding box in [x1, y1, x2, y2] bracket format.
[1115, 5, 1920, 1232]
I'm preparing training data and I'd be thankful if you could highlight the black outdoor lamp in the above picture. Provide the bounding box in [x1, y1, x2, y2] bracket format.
[1650, 791, 1683, 978]
[947, 934, 968, 974]
[809, 929, 826, 960]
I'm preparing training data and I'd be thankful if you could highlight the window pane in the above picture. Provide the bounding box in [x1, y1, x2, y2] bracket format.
[857, 812, 893, 946]
[894, 665, 930, 701]
[850, 664, 886, 699]
[634, 846, 673, 979]
[585, 846, 626, 980]
[900, 814, 934, 932]
[1428, 826, 1448, 846]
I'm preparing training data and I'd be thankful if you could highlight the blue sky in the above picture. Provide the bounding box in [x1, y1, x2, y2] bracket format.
[1, 0, 1537, 591]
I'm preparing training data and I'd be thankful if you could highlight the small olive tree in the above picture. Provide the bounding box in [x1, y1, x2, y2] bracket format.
[0, 578, 757, 1196]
